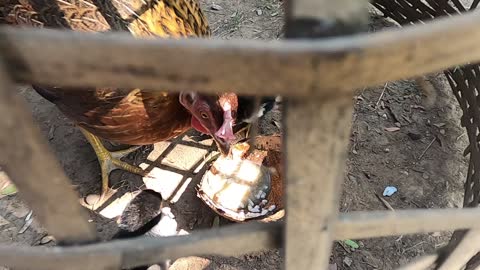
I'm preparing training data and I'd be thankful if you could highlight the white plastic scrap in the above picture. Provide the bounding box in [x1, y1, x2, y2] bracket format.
[383, 186, 398, 197]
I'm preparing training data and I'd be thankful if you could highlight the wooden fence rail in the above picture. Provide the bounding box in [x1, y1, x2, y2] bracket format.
[0, 8, 479, 97]
[2, 208, 480, 269]
[0, 58, 95, 243]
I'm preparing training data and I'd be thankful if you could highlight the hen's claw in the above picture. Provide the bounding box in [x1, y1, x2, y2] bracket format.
[80, 127, 146, 207]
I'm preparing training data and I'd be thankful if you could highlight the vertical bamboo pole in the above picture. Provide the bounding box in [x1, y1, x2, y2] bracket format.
[0, 56, 95, 244]
[283, 0, 369, 269]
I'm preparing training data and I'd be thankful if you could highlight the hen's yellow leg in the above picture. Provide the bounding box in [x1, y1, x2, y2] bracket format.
[79, 127, 146, 203]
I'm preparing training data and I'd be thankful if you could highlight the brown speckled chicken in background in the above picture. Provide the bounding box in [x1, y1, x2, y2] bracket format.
[0, 0, 238, 205]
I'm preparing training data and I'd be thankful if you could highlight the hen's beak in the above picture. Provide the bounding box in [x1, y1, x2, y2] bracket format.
[212, 135, 231, 156]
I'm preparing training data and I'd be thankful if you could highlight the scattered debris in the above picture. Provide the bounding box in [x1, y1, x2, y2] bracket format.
[344, 239, 360, 250]
[384, 127, 400, 132]
[433, 123, 446, 128]
[417, 137, 436, 160]
[412, 104, 426, 110]
[402, 115, 413, 123]
[25, 210, 33, 221]
[39, 235, 55, 245]
[256, 9, 262, 15]
[407, 132, 422, 141]
[18, 211, 34, 234]
[0, 172, 17, 197]
[211, 3, 223, 10]
[343, 256, 353, 267]
[48, 125, 56, 140]
[0, 215, 10, 227]
[435, 135, 444, 147]
[362, 171, 372, 179]
[329, 263, 338, 270]
[403, 241, 426, 253]
[273, 120, 281, 129]
[375, 83, 388, 109]
[456, 132, 466, 141]
[0, 183, 17, 196]
[376, 193, 395, 211]
[383, 186, 398, 197]
[338, 241, 353, 253]
[385, 106, 400, 122]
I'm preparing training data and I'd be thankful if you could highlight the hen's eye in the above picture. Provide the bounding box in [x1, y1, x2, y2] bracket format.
[201, 112, 209, 119]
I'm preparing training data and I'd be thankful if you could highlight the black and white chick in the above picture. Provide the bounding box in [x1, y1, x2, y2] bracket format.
[113, 189, 182, 270]
[237, 96, 281, 125]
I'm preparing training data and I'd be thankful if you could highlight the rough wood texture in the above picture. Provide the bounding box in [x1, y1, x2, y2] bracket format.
[437, 230, 480, 270]
[396, 255, 437, 270]
[466, 252, 480, 270]
[0, 222, 282, 270]
[2, 208, 480, 269]
[334, 208, 480, 240]
[284, 97, 356, 269]
[0, 57, 95, 243]
[1, 9, 480, 96]
[283, 0, 368, 269]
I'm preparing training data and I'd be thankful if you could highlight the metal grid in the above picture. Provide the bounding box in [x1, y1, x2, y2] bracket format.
[0, 0, 480, 269]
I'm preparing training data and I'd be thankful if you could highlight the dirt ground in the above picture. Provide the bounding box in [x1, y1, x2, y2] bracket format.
[0, 1, 472, 270]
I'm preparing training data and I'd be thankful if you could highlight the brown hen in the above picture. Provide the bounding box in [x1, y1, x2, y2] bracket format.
[0, 0, 223, 204]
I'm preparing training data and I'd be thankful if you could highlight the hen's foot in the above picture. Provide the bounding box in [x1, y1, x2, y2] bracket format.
[79, 127, 146, 208]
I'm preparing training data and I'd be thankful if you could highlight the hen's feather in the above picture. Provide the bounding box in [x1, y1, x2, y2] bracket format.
[1, 0, 210, 145]
[237, 96, 280, 124]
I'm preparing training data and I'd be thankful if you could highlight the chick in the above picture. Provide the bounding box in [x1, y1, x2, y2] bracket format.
[113, 189, 182, 270]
